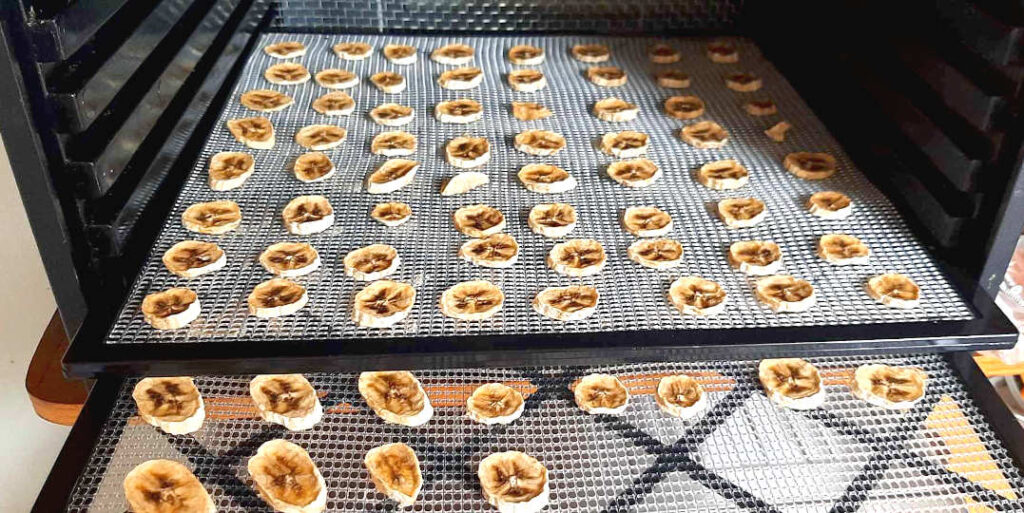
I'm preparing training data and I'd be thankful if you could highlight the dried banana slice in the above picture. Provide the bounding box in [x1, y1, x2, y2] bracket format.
[572, 43, 610, 63]
[369, 103, 414, 126]
[755, 275, 816, 313]
[163, 240, 226, 278]
[264, 62, 310, 85]
[383, 44, 417, 65]
[601, 130, 649, 158]
[623, 206, 673, 237]
[548, 239, 606, 277]
[680, 121, 729, 149]
[440, 280, 505, 320]
[656, 375, 707, 419]
[593, 97, 638, 122]
[365, 443, 423, 507]
[208, 151, 254, 191]
[649, 43, 681, 63]
[785, 152, 836, 180]
[850, 364, 927, 409]
[508, 44, 545, 65]
[867, 273, 921, 309]
[371, 202, 413, 226]
[142, 288, 200, 330]
[656, 69, 691, 89]
[227, 117, 275, 149]
[132, 377, 205, 434]
[729, 240, 783, 275]
[259, 242, 321, 278]
[607, 158, 661, 188]
[248, 439, 327, 513]
[587, 66, 627, 87]
[817, 233, 870, 265]
[725, 71, 762, 92]
[718, 197, 766, 228]
[311, 91, 355, 115]
[248, 279, 308, 318]
[669, 276, 728, 316]
[459, 233, 520, 268]
[758, 358, 825, 409]
[441, 171, 490, 195]
[453, 204, 506, 237]
[124, 460, 215, 513]
[334, 41, 372, 60]
[807, 191, 853, 220]
[435, 98, 483, 123]
[182, 200, 241, 234]
[446, 136, 491, 168]
[744, 99, 777, 116]
[315, 68, 358, 89]
[511, 101, 553, 121]
[518, 164, 577, 193]
[439, 67, 484, 90]
[282, 195, 334, 235]
[294, 124, 347, 150]
[241, 89, 293, 112]
[507, 69, 547, 92]
[366, 158, 419, 194]
[514, 130, 565, 156]
[359, 371, 433, 425]
[664, 95, 705, 120]
[432, 43, 474, 65]
[344, 244, 400, 281]
[293, 152, 336, 183]
[264, 41, 306, 59]
[706, 40, 738, 63]
[467, 383, 526, 424]
[370, 71, 406, 94]
[532, 285, 599, 322]
[528, 203, 577, 238]
[574, 373, 629, 414]
[371, 131, 417, 156]
[697, 159, 749, 190]
[479, 451, 550, 513]
[249, 374, 323, 431]
[353, 280, 416, 328]
[765, 121, 792, 142]
[627, 238, 683, 269]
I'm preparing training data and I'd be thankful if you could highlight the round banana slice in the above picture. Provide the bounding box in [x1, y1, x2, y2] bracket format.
[669, 276, 728, 316]
[282, 195, 334, 235]
[334, 41, 372, 60]
[132, 377, 205, 434]
[264, 41, 306, 59]
[249, 374, 323, 431]
[314, 68, 358, 89]
[459, 234, 520, 268]
[807, 191, 853, 219]
[371, 130, 417, 156]
[432, 43, 474, 65]
[248, 278, 308, 318]
[142, 288, 200, 330]
[744, 99, 777, 116]
[311, 91, 354, 116]
[785, 152, 836, 180]
[867, 273, 921, 309]
[601, 131, 649, 158]
[608, 158, 661, 188]
[435, 98, 483, 123]
[593, 97, 638, 122]
[479, 452, 550, 513]
[371, 202, 412, 226]
[163, 240, 226, 278]
[697, 159, 749, 190]
[365, 443, 423, 508]
[623, 206, 673, 237]
[656, 69, 691, 89]
[439, 67, 484, 90]
[507, 69, 547, 92]
[294, 124, 347, 150]
[264, 62, 310, 85]
[259, 242, 321, 277]
[511, 101, 553, 121]
[440, 280, 505, 320]
[707, 40, 739, 63]
[124, 460, 215, 513]
[765, 121, 792, 142]
[532, 285, 599, 321]
[182, 200, 241, 234]
[240, 89, 293, 112]
[467, 383, 526, 424]
[718, 197, 766, 228]
[359, 371, 433, 425]
[293, 152, 335, 183]
[353, 280, 416, 328]
[369, 103, 414, 126]
[344, 244, 400, 281]
[587, 66, 627, 87]
[656, 375, 707, 419]
[453, 204, 506, 237]
[575, 373, 629, 414]
[850, 364, 927, 409]
[548, 239, 606, 277]
[627, 238, 683, 269]
[509, 44, 545, 65]
[446, 136, 491, 168]
[758, 358, 825, 409]
[680, 121, 729, 149]
[528, 203, 577, 238]
[725, 71, 762, 92]
[441, 171, 490, 195]
[366, 158, 419, 194]
[648, 43, 681, 63]
[572, 43, 610, 63]
[248, 439, 327, 513]
[664, 95, 705, 120]
[817, 233, 870, 265]
[728, 240, 783, 276]
[755, 275, 816, 313]
[518, 164, 577, 193]
[227, 117, 275, 149]
[514, 130, 566, 156]
[383, 44, 417, 65]
[207, 151, 254, 191]
[370, 71, 406, 94]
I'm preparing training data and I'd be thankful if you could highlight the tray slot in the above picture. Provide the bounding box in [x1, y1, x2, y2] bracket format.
[27, 0, 130, 62]
[936, 0, 1024, 67]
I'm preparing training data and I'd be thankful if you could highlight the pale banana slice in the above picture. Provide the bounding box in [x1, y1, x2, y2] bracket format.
[435, 98, 483, 123]
[784, 152, 836, 180]
[725, 71, 762, 92]
[508, 69, 547, 92]
[359, 371, 433, 425]
[744, 99, 777, 116]
[508, 44, 545, 65]
[587, 66, 627, 87]
[532, 285, 599, 322]
[334, 41, 372, 60]
[511, 102, 553, 121]
[352, 280, 416, 328]
[807, 191, 853, 219]
[366, 158, 418, 194]
[664, 95, 705, 120]
[365, 443, 423, 508]
[344, 244, 400, 281]
[264, 62, 310, 85]
[311, 91, 355, 116]
[124, 460, 215, 513]
[608, 158, 661, 188]
[208, 151, 254, 191]
[718, 197, 766, 228]
[479, 452, 550, 513]
[440, 280, 505, 320]
[867, 273, 921, 309]
[446, 136, 491, 168]
[817, 233, 870, 265]
[371, 202, 413, 226]
[518, 164, 576, 193]
[294, 124, 347, 150]
[369, 103, 414, 126]
[850, 364, 927, 409]
[383, 44, 417, 65]
[282, 195, 334, 235]
[680, 121, 729, 149]
[370, 71, 406, 94]
[227, 117, 275, 149]
[656, 375, 707, 419]
[260, 242, 320, 278]
[248, 439, 327, 513]
[249, 374, 323, 431]
[142, 288, 200, 330]
[593, 97, 638, 122]
[648, 43, 681, 63]
[439, 67, 484, 90]
[240, 89, 293, 112]
[371, 131, 417, 156]
[441, 171, 490, 196]
[459, 234, 520, 268]
[707, 40, 739, 63]
[182, 200, 241, 235]
[656, 69, 691, 89]
[574, 374, 629, 414]
[514, 130, 565, 156]
[765, 121, 792, 142]
[547, 239, 606, 277]
[729, 240, 783, 276]
[248, 279, 308, 318]
[759, 358, 825, 409]
[314, 68, 358, 89]
[623, 206, 673, 237]
[528, 203, 577, 238]
[264, 41, 306, 59]
[755, 275, 816, 313]
[293, 152, 336, 183]
[697, 159, 749, 190]
[432, 43, 474, 65]
[601, 131, 649, 158]
[132, 377, 205, 435]
[572, 43, 610, 63]
[669, 276, 727, 316]
[162, 240, 226, 278]
[627, 238, 683, 269]
[467, 383, 525, 424]
[453, 204, 506, 237]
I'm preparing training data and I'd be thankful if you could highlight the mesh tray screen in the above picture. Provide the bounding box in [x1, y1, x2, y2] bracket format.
[105, 33, 974, 345]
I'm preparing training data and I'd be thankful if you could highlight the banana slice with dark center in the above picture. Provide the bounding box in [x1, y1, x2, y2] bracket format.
[725, 71, 762, 92]
[627, 238, 683, 269]
[371, 131, 417, 156]
[227, 116, 274, 149]
[759, 358, 825, 409]
[264, 62, 310, 85]
[182, 200, 241, 234]
[366, 158, 419, 194]
[162, 240, 225, 278]
[248, 439, 326, 513]
[697, 159, 749, 190]
[248, 278, 308, 318]
[435, 98, 483, 123]
[383, 44, 417, 64]
[755, 275, 816, 313]
[574, 373, 629, 414]
[240, 89, 293, 112]
[365, 443, 423, 508]
[453, 204, 506, 237]
[623, 206, 673, 237]
[314, 68, 358, 89]
[511, 102, 553, 121]
[250, 374, 322, 431]
[264, 41, 305, 58]
[656, 69, 691, 89]
[508, 44, 544, 65]
[293, 152, 335, 183]
[518, 164, 576, 193]
[593, 97, 638, 122]
[259, 242, 320, 277]
[358, 371, 433, 425]
[851, 364, 927, 409]
[439, 67, 483, 90]
[514, 130, 565, 156]
[866, 273, 921, 309]
[124, 460, 215, 513]
[744, 99, 777, 116]
[648, 43, 681, 63]
[784, 152, 836, 180]
[446, 136, 491, 168]
[572, 43, 610, 62]
[459, 234, 520, 268]
[334, 41, 372, 60]
[294, 124, 347, 150]
[608, 158, 661, 188]
[807, 191, 853, 219]
[718, 197, 766, 228]
[680, 121, 729, 149]
[548, 239, 606, 277]
[370, 71, 406, 93]
[587, 66, 627, 87]
[669, 276, 727, 316]
[728, 240, 783, 275]
[352, 280, 416, 328]
[601, 131, 649, 158]
[528, 203, 577, 238]
[664, 95, 705, 120]
[132, 377, 204, 434]
[532, 285, 599, 322]
[369, 103, 414, 126]
[344, 244, 400, 281]
[478, 451, 550, 513]
[467, 383, 526, 424]
[817, 233, 870, 265]
[282, 195, 334, 235]
[311, 91, 354, 115]
[707, 40, 738, 63]
[432, 43, 475, 64]
[440, 280, 505, 320]
[656, 375, 707, 419]
[507, 69, 547, 92]
[371, 202, 413, 226]
[142, 288, 200, 330]
[208, 151, 254, 191]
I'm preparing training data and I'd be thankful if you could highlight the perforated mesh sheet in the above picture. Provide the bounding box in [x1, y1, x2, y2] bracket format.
[63, 355, 1024, 512]
[106, 33, 974, 345]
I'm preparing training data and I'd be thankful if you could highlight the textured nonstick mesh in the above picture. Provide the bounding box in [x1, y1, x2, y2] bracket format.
[105, 33, 973, 344]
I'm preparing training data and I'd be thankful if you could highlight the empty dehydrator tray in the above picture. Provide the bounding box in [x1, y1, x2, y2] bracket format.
[58, 355, 1024, 512]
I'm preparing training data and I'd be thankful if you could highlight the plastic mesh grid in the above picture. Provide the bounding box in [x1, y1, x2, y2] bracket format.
[105, 33, 974, 345]
[63, 355, 1024, 512]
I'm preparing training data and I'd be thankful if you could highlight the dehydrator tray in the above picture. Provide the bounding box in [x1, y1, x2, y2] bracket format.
[39, 354, 1024, 512]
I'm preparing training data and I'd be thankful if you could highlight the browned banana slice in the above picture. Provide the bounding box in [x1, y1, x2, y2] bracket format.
[817, 233, 870, 265]
[435, 98, 483, 123]
[208, 151, 254, 191]
[344, 244, 400, 281]
[656, 375, 707, 419]
[765, 121, 792, 142]
[807, 191, 853, 219]
[587, 66, 627, 87]
[728, 240, 782, 275]
[248, 278, 307, 318]
[371, 130, 417, 156]
[656, 69, 691, 89]
[311, 91, 354, 115]
[866, 273, 921, 309]
[282, 195, 334, 235]
[249, 374, 322, 431]
[163, 240, 226, 278]
[459, 234, 520, 268]
[759, 358, 825, 409]
[446, 136, 491, 168]
[649, 43, 681, 63]
[725, 71, 762, 92]
[453, 204, 505, 237]
[511, 101, 553, 121]
[467, 383, 526, 424]
[227, 116, 275, 149]
[532, 285, 599, 322]
[518, 164, 576, 193]
[365, 443, 423, 507]
[627, 238, 683, 269]
[593, 97, 638, 122]
[352, 280, 416, 328]
[432, 43, 474, 65]
[680, 121, 729, 149]
[359, 371, 433, 425]
[851, 364, 927, 408]
[264, 41, 305, 58]
[124, 460, 215, 513]
[264, 62, 310, 85]
[622, 206, 673, 237]
[334, 41, 372, 60]
[664, 95, 705, 120]
[142, 288, 200, 330]
[132, 377, 204, 434]
[440, 280, 505, 320]
[479, 452, 550, 513]
[366, 159, 419, 194]
[371, 202, 412, 226]
[508, 44, 545, 65]
[315, 68, 359, 89]
[439, 67, 484, 90]
[574, 373, 629, 414]
[697, 159, 748, 190]
[572, 43, 610, 63]
[293, 152, 335, 183]
[181, 200, 241, 234]
[706, 40, 738, 63]
[755, 275, 816, 313]
[784, 152, 836, 180]
[260, 242, 320, 278]
[383, 44, 417, 65]
[547, 239, 606, 277]
[240, 89, 293, 112]
[745, 99, 777, 116]
[369, 103, 414, 126]
[528, 203, 577, 238]
[718, 197, 766, 228]
[608, 158, 661, 188]
[508, 69, 546, 92]
[601, 130, 649, 158]
[669, 276, 727, 316]
[370, 71, 406, 93]
[514, 130, 565, 156]
[294, 124, 346, 151]
[247, 439, 326, 513]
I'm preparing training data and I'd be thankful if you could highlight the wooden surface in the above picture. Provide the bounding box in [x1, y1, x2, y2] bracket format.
[974, 354, 1024, 377]
[25, 312, 90, 425]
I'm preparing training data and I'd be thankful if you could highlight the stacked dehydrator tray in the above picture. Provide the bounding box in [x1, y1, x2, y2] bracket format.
[3, 0, 1024, 512]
